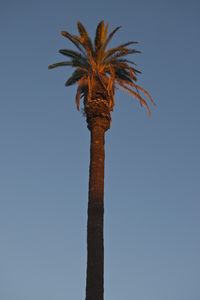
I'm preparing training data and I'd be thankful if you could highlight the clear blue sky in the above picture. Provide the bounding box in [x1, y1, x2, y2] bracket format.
[0, 0, 200, 299]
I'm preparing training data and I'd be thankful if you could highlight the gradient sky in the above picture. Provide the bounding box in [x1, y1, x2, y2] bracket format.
[1, 0, 200, 299]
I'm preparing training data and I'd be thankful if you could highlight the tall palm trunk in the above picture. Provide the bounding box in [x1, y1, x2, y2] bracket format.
[85, 113, 110, 300]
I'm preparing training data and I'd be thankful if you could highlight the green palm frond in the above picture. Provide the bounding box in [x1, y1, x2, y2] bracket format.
[115, 41, 139, 49]
[111, 59, 141, 75]
[58, 49, 89, 68]
[61, 31, 86, 55]
[103, 26, 121, 50]
[117, 67, 137, 82]
[59, 49, 83, 59]
[65, 69, 86, 86]
[95, 21, 105, 50]
[48, 60, 89, 70]
[115, 69, 133, 82]
[104, 48, 140, 62]
[77, 22, 88, 38]
[94, 21, 109, 62]
[103, 24, 108, 45]
[48, 61, 74, 69]
[111, 58, 138, 67]
[77, 22, 94, 55]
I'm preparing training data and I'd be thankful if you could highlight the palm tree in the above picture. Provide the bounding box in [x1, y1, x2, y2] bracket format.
[48, 21, 154, 300]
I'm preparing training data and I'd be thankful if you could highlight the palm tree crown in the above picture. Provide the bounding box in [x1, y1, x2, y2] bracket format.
[48, 21, 154, 114]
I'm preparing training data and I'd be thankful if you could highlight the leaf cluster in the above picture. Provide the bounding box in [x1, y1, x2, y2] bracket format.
[48, 21, 154, 113]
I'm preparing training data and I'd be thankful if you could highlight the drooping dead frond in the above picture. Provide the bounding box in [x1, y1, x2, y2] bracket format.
[76, 79, 86, 110]
[124, 80, 155, 106]
[117, 79, 152, 115]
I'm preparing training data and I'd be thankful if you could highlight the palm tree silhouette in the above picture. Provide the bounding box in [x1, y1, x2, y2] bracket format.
[48, 20, 154, 300]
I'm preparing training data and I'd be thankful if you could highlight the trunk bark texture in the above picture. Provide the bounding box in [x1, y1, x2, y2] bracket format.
[85, 116, 110, 300]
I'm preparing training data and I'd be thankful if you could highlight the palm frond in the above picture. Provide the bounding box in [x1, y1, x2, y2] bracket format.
[103, 26, 121, 50]
[76, 87, 81, 110]
[77, 22, 94, 55]
[75, 81, 86, 110]
[104, 24, 108, 44]
[115, 69, 133, 82]
[59, 49, 83, 59]
[104, 48, 140, 62]
[77, 22, 89, 38]
[116, 41, 139, 48]
[126, 81, 155, 105]
[58, 49, 89, 68]
[111, 59, 141, 75]
[65, 69, 86, 86]
[107, 65, 116, 108]
[59, 49, 90, 69]
[61, 31, 86, 55]
[48, 61, 74, 69]
[109, 50, 140, 63]
[48, 60, 88, 70]
[117, 80, 151, 115]
[115, 65, 137, 82]
[95, 21, 105, 50]
[110, 58, 138, 67]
